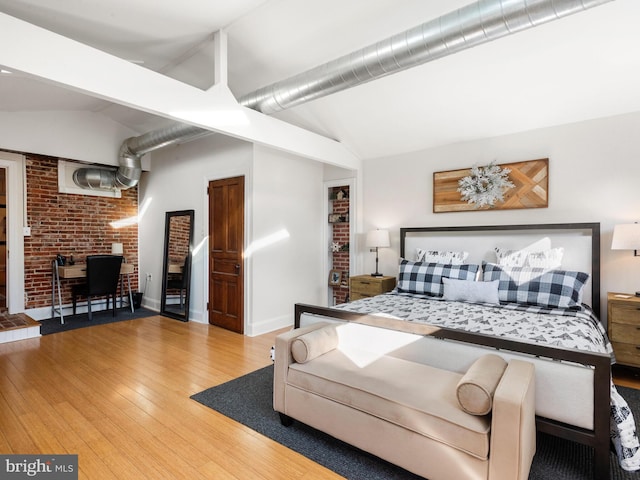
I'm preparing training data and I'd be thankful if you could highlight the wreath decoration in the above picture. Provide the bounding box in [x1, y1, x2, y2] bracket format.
[457, 162, 515, 208]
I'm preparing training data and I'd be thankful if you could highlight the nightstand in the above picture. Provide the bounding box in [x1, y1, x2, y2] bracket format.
[608, 292, 640, 368]
[350, 275, 396, 301]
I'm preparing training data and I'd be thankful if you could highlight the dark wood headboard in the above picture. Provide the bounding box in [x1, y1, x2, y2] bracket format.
[399, 222, 601, 318]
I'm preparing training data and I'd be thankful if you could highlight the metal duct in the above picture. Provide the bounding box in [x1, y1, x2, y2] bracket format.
[241, 0, 613, 114]
[73, 0, 612, 191]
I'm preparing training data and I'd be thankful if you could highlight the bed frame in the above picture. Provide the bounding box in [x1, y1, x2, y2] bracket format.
[295, 222, 609, 479]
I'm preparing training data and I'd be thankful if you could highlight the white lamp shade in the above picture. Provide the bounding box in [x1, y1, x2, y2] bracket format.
[111, 242, 124, 255]
[611, 224, 640, 250]
[366, 229, 390, 248]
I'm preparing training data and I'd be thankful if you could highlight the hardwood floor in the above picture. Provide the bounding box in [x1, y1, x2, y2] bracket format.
[1, 316, 637, 479]
[0, 316, 343, 479]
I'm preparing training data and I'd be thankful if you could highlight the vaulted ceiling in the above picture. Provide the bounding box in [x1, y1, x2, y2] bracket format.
[1, 0, 639, 161]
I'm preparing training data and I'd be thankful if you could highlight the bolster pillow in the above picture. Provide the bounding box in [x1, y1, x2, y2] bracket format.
[291, 325, 339, 363]
[456, 354, 508, 415]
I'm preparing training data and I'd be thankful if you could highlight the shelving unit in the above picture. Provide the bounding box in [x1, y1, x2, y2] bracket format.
[328, 185, 350, 305]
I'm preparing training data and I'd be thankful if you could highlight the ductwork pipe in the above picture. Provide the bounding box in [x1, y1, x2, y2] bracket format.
[74, 124, 212, 190]
[73, 0, 612, 191]
[241, 0, 613, 114]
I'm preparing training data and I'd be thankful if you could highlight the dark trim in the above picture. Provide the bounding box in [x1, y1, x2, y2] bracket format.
[160, 209, 194, 322]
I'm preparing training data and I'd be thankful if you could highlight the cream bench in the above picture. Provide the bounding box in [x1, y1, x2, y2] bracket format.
[274, 322, 536, 480]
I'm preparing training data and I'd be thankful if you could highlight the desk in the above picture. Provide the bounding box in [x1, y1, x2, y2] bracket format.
[52, 261, 135, 323]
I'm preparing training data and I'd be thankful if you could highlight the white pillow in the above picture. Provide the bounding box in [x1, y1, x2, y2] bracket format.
[416, 248, 469, 265]
[442, 278, 500, 304]
[494, 247, 527, 267]
[526, 247, 564, 269]
[494, 247, 564, 269]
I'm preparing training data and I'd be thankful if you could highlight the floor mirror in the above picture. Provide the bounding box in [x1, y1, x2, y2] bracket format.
[161, 209, 194, 321]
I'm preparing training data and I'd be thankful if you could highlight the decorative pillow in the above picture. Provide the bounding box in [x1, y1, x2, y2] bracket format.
[442, 278, 500, 304]
[416, 248, 469, 265]
[397, 260, 479, 297]
[525, 247, 564, 269]
[291, 325, 339, 363]
[494, 247, 564, 269]
[456, 354, 508, 415]
[482, 262, 589, 308]
[494, 247, 527, 267]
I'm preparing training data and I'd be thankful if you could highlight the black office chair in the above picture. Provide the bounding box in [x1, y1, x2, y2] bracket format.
[72, 255, 123, 320]
[167, 256, 189, 308]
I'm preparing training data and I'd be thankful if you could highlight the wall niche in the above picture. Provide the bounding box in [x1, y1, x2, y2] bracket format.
[328, 185, 349, 305]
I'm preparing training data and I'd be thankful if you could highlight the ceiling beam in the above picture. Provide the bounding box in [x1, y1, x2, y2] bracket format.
[212, 30, 228, 87]
[0, 13, 360, 170]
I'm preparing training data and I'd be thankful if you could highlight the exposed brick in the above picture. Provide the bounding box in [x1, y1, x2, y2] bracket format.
[22, 154, 139, 309]
[329, 186, 350, 304]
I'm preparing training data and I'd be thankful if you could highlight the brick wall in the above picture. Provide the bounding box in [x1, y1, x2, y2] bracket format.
[166, 214, 190, 296]
[168, 215, 190, 262]
[23, 153, 139, 309]
[329, 186, 350, 304]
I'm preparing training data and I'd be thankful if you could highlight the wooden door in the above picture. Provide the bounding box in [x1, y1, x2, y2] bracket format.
[208, 176, 244, 333]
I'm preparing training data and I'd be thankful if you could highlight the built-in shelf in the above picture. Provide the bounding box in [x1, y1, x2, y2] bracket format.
[328, 184, 351, 305]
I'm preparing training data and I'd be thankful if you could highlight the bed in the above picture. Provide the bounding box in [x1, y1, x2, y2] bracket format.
[294, 222, 640, 479]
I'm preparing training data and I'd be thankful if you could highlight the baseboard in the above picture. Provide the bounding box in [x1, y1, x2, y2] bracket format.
[246, 313, 292, 337]
[0, 326, 40, 343]
[28, 298, 129, 321]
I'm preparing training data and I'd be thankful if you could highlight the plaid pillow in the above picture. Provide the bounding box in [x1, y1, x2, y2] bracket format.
[482, 262, 589, 308]
[397, 260, 479, 297]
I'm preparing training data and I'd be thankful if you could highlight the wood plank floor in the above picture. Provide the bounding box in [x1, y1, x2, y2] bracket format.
[0, 315, 637, 479]
[0, 316, 343, 479]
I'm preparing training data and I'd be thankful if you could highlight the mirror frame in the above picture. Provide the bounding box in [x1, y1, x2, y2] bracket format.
[160, 209, 194, 322]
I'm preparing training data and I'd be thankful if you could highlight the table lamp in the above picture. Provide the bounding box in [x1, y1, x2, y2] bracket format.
[611, 223, 640, 295]
[366, 229, 390, 277]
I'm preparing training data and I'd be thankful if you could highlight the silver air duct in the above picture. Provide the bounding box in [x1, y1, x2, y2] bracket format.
[73, 0, 612, 191]
[241, 0, 613, 114]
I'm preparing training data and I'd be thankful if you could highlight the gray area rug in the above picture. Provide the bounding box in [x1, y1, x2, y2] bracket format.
[39, 307, 158, 335]
[191, 365, 640, 480]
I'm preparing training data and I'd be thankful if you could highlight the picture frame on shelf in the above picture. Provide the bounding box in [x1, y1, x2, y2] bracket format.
[329, 269, 342, 286]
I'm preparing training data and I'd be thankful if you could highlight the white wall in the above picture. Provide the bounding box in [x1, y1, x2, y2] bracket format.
[138, 134, 253, 322]
[0, 111, 143, 167]
[138, 134, 326, 335]
[250, 145, 325, 335]
[362, 112, 640, 324]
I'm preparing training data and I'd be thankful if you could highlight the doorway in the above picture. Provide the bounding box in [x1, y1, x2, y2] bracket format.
[208, 176, 245, 333]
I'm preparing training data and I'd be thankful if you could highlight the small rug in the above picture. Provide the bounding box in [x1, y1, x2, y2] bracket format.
[191, 365, 640, 480]
[39, 307, 158, 335]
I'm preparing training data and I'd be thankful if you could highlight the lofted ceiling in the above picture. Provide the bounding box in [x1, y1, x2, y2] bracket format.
[0, 0, 639, 161]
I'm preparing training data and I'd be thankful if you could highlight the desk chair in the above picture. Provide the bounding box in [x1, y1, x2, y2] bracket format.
[72, 255, 123, 320]
[167, 256, 189, 308]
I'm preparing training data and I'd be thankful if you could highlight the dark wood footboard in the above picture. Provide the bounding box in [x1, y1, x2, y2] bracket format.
[295, 302, 611, 480]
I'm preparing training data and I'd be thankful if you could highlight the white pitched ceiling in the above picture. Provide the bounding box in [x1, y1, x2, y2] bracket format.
[0, 0, 639, 160]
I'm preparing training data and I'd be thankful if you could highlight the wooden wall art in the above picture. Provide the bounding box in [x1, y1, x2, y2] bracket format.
[433, 158, 548, 213]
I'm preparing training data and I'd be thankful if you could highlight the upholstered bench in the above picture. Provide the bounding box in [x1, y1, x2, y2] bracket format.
[274, 322, 536, 480]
